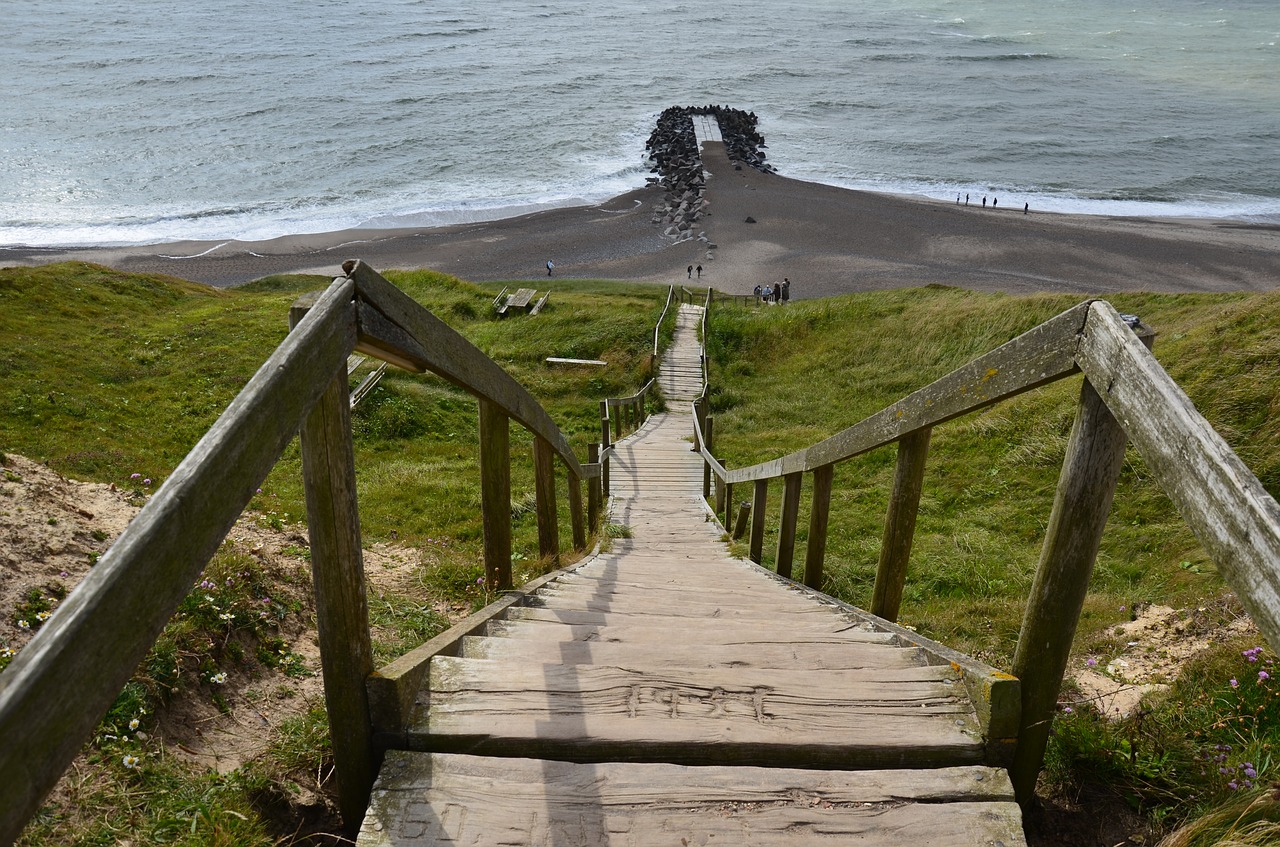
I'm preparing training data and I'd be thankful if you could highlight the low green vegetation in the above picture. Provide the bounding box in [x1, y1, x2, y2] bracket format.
[3, 264, 1278, 844]
[0, 262, 667, 845]
[703, 286, 1280, 839]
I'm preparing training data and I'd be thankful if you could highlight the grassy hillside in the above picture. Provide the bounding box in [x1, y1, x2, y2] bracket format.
[0, 262, 669, 846]
[2, 264, 1278, 843]
[703, 286, 1280, 837]
[0, 262, 667, 554]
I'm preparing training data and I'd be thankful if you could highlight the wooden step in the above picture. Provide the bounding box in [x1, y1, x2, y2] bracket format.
[486, 616, 897, 645]
[458, 635, 929, 670]
[408, 656, 983, 769]
[358, 753, 1026, 846]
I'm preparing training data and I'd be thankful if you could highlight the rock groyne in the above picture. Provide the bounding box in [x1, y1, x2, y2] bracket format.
[645, 106, 774, 243]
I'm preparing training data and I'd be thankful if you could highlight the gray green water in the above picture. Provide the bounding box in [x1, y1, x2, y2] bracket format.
[2, 0, 1277, 247]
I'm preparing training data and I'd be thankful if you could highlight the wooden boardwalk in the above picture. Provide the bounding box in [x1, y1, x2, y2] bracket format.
[358, 306, 1025, 845]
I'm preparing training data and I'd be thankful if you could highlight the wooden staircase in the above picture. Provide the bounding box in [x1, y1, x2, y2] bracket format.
[357, 306, 1026, 845]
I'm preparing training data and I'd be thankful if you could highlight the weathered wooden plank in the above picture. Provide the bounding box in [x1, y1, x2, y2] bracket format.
[359, 753, 1026, 847]
[750, 478, 768, 563]
[567, 467, 586, 551]
[775, 471, 803, 579]
[505, 607, 869, 630]
[803, 464, 834, 589]
[485, 618, 898, 645]
[345, 260, 588, 479]
[1076, 300, 1280, 653]
[871, 427, 932, 622]
[478, 400, 512, 590]
[0, 278, 358, 845]
[1010, 370, 1129, 802]
[459, 635, 929, 670]
[299, 359, 375, 827]
[721, 301, 1093, 485]
[413, 657, 981, 768]
[367, 567, 573, 741]
[546, 356, 607, 366]
[532, 436, 559, 563]
[507, 287, 536, 309]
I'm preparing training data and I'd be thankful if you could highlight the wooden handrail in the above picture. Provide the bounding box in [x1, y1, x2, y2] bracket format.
[0, 264, 611, 843]
[0, 279, 360, 844]
[691, 293, 1280, 808]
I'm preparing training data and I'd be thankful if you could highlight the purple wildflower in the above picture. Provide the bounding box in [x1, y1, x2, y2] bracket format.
[1260, 671, 1271, 681]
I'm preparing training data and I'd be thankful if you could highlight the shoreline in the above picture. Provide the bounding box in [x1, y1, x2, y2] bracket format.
[4, 144, 1280, 297]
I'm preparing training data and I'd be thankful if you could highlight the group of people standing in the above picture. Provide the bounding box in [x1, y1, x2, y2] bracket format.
[754, 278, 791, 304]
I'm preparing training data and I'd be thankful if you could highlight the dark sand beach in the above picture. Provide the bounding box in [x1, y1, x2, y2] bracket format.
[5, 142, 1279, 296]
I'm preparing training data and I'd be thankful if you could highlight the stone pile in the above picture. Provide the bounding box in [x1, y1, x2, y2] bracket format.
[645, 105, 774, 244]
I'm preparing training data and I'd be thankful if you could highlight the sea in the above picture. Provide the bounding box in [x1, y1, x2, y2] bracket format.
[3, 0, 1278, 248]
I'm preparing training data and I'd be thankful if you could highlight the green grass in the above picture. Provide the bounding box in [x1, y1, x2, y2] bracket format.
[705, 286, 1280, 835]
[5, 265, 1280, 843]
[1, 262, 668, 845]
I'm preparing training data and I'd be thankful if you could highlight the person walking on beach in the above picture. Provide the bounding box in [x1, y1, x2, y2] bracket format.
[993, 197, 998, 209]
[763, 283, 773, 304]
[965, 193, 970, 206]
[982, 196, 987, 208]
[781, 278, 791, 303]
[546, 259, 554, 276]
[696, 265, 702, 279]
[687, 264, 693, 279]
[753, 284, 762, 303]
[1024, 202, 1029, 215]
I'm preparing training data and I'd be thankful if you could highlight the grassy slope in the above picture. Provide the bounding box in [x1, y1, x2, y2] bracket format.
[0, 263, 667, 845]
[4, 265, 1278, 840]
[704, 286, 1280, 830]
[0, 263, 666, 560]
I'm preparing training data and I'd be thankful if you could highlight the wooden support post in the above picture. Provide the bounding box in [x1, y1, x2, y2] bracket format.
[732, 501, 751, 540]
[1010, 378, 1128, 807]
[478, 400, 512, 591]
[599, 401, 611, 498]
[299, 365, 375, 829]
[568, 467, 586, 551]
[804, 464, 835, 590]
[715, 460, 727, 517]
[871, 428, 932, 622]
[750, 479, 768, 563]
[776, 471, 803, 579]
[703, 416, 714, 499]
[532, 436, 559, 564]
[724, 479, 734, 528]
[587, 443, 601, 532]
[613, 401, 622, 440]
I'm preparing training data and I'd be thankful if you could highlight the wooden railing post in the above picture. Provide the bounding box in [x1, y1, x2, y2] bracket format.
[871, 428, 932, 622]
[568, 466, 586, 551]
[750, 479, 768, 563]
[478, 400, 512, 590]
[776, 471, 803, 579]
[532, 436, 559, 564]
[804, 464, 835, 590]
[724, 475, 734, 529]
[587, 443, 602, 532]
[613, 401, 623, 440]
[599, 401, 611, 498]
[732, 501, 751, 540]
[299, 364, 375, 829]
[1010, 378, 1128, 807]
[703, 416, 715, 499]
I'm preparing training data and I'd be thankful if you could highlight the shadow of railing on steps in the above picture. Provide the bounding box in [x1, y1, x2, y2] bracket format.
[690, 295, 1280, 809]
[0, 261, 615, 843]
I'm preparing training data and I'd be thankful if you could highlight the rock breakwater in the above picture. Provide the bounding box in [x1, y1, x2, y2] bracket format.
[645, 105, 774, 243]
